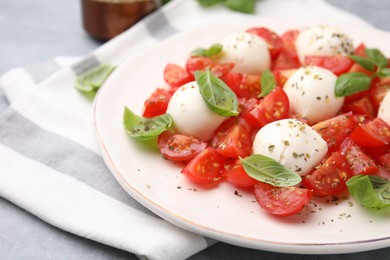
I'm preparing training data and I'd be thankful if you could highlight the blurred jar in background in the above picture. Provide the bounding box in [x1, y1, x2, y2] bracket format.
[82, 0, 159, 41]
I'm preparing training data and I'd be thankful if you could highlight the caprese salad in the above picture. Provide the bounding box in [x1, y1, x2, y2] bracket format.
[123, 25, 390, 217]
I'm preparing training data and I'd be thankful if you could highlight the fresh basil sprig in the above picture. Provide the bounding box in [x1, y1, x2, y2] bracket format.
[75, 64, 115, 98]
[191, 43, 223, 59]
[346, 175, 390, 209]
[240, 154, 302, 187]
[196, 0, 255, 14]
[195, 70, 239, 117]
[123, 107, 173, 140]
[259, 69, 276, 98]
[334, 72, 371, 97]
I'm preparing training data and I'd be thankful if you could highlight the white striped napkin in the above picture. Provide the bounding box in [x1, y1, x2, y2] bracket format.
[0, 0, 371, 259]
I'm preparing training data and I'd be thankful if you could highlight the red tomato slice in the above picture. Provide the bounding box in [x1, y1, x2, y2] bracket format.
[186, 56, 234, 77]
[246, 27, 283, 60]
[164, 63, 194, 88]
[354, 43, 367, 57]
[303, 152, 352, 197]
[304, 55, 353, 76]
[341, 96, 376, 120]
[272, 49, 301, 70]
[181, 147, 224, 185]
[212, 123, 252, 159]
[142, 88, 173, 118]
[339, 137, 379, 175]
[223, 159, 259, 189]
[350, 118, 390, 148]
[245, 86, 289, 128]
[281, 30, 299, 53]
[348, 63, 373, 77]
[238, 97, 259, 116]
[254, 182, 313, 217]
[312, 112, 357, 153]
[222, 73, 261, 98]
[158, 131, 207, 162]
[379, 153, 390, 171]
[369, 77, 390, 111]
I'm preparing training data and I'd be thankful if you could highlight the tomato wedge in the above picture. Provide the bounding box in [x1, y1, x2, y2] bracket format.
[312, 112, 357, 153]
[245, 86, 289, 128]
[222, 73, 261, 98]
[186, 56, 234, 77]
[350, 118, 390, 148]
[246, 27, 283, 60]
[341, 96, 376, 119]
[142, 88, 173, 118]
[254, 182, 312, 217]
[339, 137, 379, 175]
[164, 63, 193, 88]
[181, 147, 224, 185]
[304, 55, 353, 76]
[303, 152, 352, 197]
[158, 131, 207, 162]
[369, 77, 390, 111]
[223, 159, 259, 189]
[212, 123, 252, 159]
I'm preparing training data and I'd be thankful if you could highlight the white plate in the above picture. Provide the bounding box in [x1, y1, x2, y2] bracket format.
[93, 17, 390, 254]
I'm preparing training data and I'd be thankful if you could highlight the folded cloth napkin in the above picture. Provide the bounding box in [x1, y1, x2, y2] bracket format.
[0, 0, 372, 259]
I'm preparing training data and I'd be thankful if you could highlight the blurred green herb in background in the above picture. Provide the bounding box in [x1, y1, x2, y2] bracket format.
[163, 0, 256, 14]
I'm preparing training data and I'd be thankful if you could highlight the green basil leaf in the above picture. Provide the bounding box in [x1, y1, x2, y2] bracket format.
[191, 43, 223, 59]
[75, 64, 115, 98]
[196, 0, 224, 7]
[223, 0, 255, 14]
[346, 175, 390, 209]
[366, 48, 388, 70]
[259, 69, 276, 97]
[240, 154, 302, 187]
[334, 72, 372, 97]
[349, 55, 376, 72]
[378, 68, 390, 78]
[195, 70, 239, 117]
[123, 107, 173, 140]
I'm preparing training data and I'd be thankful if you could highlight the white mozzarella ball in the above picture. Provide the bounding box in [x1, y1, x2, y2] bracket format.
[295, 25, 354, 64]
[283, 66, 344, 124]
[378, 90, 390, 126]
[219, 31, 271, 75]
[253, 119, 328, 176]
[166, 81, 227, 141]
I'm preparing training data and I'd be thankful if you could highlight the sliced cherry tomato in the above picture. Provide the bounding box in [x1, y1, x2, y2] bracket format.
[272, 49, 301, 70]
[158, 131, 207, 162]
[222, 73, 261, 98]
[142, 88, 173, 118]
[379, 153, 390, 171]
[212, 123, 252, 159]
[312, 112, 357, 153]
[245, 86, 289, 128]
[181, 147, 224, 185]
[254, 182, 313, 217]
[350, 118, 390, 148]
[246, 27, 283, 60]
[354, 43, 367, 57]
[339, 137, 379, 175]
[348, 63, 373, 77]
[281, 30, 299, 54]
[186, 56, 234, 77]
[238, 97, 259, 116]
[341, 96, 376, 120]
[163, 63, 193, 88]
[369, 77, 390, 111]
[223, 159, 259, 189]
[272, 69, 297, 87]
[304, 55, 353, 76]
[303, 152, 352, 197]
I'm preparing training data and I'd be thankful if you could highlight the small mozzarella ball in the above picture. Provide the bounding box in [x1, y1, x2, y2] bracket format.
[378, 90, 390, 126]
[283, 66, 344, 124]
[295, 25, 354, 64]
[253, 119, 328, 176]
[166, 81, 227, 141]
[219, 31, 271, 75]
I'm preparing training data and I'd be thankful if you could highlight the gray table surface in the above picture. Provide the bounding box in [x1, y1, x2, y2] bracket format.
[1, 0, 390, 259]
